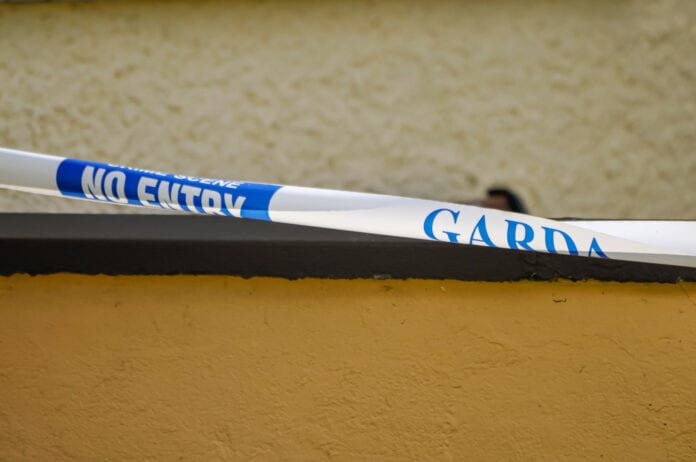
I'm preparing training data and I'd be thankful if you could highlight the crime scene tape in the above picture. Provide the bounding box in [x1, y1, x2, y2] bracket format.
[1, 147, 695, 268]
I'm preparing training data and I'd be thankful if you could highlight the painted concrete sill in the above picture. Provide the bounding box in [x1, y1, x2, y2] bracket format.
[1, 213, 694, 282]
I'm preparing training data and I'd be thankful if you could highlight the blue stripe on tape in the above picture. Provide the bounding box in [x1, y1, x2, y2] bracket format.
[56, 159, 281, 221]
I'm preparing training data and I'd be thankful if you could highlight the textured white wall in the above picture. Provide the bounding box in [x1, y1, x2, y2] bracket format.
[0, 0, 694, 217]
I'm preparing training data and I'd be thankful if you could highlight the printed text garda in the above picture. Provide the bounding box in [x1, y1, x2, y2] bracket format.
[423, 208, 608, 257]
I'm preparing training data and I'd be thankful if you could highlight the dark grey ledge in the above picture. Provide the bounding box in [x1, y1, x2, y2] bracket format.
[0, 213, 694, 282]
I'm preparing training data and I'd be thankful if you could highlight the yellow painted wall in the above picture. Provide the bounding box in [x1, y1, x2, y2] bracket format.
[1, 0, 695, 218]
[1, 275, 696, 460]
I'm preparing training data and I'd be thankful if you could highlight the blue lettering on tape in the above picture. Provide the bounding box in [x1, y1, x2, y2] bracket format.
[423, 208, 608, 258]
[56, 159, 281, 221]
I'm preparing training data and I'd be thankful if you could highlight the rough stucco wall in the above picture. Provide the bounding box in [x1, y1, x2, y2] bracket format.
[0, 275, 695, 460]
[0, 0, 695, 218]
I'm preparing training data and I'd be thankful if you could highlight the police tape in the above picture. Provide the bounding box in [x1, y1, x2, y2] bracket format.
[1, 147, 695, 268]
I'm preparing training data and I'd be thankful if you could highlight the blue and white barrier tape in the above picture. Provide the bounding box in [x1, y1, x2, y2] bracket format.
[1, 147, 695, 268]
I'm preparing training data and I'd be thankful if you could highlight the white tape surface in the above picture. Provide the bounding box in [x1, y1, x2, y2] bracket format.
[1, 147, 695, 268]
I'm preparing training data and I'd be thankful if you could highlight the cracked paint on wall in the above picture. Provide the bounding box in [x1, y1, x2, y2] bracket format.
[1, 275, 696, 460]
